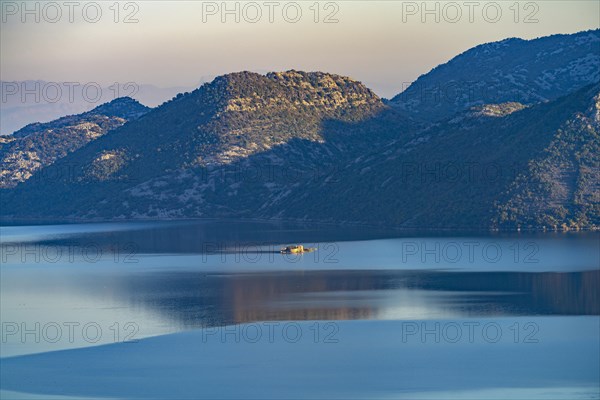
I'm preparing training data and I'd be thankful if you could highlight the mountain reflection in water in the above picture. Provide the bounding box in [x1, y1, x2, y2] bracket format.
[111, 269, 599, 328]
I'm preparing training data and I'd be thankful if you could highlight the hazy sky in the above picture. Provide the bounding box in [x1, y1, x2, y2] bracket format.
[1, 1, 599, 97]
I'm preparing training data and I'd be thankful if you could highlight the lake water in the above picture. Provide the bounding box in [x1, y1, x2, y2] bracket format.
[1, 221, 599, 399]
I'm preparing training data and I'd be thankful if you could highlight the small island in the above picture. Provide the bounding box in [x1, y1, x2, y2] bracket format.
[280, 245, 317, 254]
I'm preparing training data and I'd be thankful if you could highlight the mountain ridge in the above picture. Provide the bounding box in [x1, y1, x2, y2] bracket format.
[2, 30, 599, 231]
[390, 29, 600, 121]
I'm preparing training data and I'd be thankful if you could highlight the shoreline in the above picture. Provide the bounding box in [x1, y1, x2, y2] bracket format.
[1, 216, 598, 233]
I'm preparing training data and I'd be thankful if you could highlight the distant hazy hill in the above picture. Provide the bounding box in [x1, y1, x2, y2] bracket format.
[390, 29, 600, 121]
[0, 81, 191, 135]
[0, 98, 149, 188]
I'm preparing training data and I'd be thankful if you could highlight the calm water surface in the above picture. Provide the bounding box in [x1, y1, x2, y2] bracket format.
[0, 221, 599, 399]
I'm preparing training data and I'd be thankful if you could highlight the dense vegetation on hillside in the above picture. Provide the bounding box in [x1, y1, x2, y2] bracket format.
[494, 92, 600, 230]
[263, 84, 599, 230]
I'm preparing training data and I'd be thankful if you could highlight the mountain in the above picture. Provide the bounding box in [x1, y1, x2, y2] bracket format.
[1, 71, 416, 218]
[0, 98, 150, 188]
[390, 29, 600, 121]
[3, 77, 597, 230]
[2, 31, 599, 231]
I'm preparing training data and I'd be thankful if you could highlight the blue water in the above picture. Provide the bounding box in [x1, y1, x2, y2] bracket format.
[1, 221, 598, 399]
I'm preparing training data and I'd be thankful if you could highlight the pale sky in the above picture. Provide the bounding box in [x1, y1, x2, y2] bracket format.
[1, 0, 599, 97]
